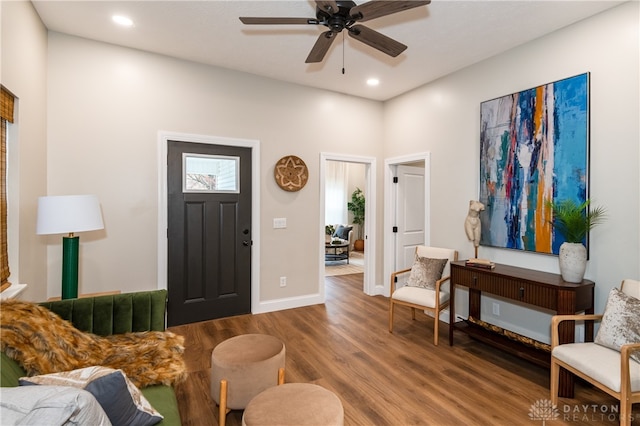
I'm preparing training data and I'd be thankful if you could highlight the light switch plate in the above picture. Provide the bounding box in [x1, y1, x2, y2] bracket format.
[273, 218, 287, 229]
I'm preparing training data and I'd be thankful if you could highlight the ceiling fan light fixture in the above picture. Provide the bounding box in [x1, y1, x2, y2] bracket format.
[240, 0, 430, 64]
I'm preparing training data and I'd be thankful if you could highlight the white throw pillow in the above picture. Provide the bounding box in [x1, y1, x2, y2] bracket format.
[594, 287, 640, 362]
[0, 385, 112, 425]
[19, 366, 163, 426]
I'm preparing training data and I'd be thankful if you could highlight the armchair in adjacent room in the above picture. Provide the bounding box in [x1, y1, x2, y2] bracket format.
[330, 224, 354, 251]
[550, 279, 640, 426]
[388, 246, 458, 345]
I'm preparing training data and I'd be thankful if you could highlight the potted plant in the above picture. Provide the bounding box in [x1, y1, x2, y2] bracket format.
[347, 188, 365, 251]
[546, 199, 607, 282]
[325, 224, 335, 243]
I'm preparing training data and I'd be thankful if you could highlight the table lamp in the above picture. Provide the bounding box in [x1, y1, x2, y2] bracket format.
[36, 195, 104, 299]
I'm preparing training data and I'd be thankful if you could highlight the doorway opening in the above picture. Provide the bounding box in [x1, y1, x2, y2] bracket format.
[383, 153, 431, 297]
[319, 153, 377, 297]
[324, 160, 365, 278]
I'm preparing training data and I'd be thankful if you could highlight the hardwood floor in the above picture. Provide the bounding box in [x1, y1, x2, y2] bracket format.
[169, 274, 636, 425]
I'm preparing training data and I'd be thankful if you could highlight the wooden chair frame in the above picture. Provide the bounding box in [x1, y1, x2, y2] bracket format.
[388, 247, 458, 345]
[550, 279, 640, 426]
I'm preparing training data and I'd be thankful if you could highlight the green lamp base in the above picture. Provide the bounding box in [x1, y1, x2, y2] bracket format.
[61, 236, 79, 299]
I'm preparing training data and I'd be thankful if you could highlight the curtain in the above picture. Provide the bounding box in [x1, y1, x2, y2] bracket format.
[0, 86, 15, 285]
[325, 161, 348, 225]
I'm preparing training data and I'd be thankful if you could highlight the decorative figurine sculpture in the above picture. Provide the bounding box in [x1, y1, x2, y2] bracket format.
[464, 200, 485, 258]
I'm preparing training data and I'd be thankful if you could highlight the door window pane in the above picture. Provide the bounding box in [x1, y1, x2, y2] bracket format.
[183, 153, 239, 193]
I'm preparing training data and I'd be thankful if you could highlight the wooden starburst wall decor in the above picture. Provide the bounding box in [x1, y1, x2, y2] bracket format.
[274, 155, 309, 192]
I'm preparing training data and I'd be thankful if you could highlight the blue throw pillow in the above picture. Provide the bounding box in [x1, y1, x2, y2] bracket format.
[333, 225, 352, 240]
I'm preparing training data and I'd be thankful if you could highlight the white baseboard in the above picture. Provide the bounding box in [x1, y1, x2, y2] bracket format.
[253, 293, 324, 314]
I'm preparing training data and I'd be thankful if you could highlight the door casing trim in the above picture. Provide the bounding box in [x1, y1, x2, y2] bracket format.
[384, 152, 431, 297]
[158, 131, 261, 314]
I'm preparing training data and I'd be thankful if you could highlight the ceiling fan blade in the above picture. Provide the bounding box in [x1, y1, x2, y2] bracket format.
[350, 1, 430, 22]
[348, 24, 407, 57]
[305, 31, 338, 63]
[240, 17, 320, 25]
[315, 1, 339, 14]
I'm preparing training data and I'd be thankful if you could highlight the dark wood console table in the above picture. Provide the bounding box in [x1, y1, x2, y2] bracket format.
[449, 261, 594, 398]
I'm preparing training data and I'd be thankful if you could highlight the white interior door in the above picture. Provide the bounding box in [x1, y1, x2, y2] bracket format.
[395, 165, 425, 270]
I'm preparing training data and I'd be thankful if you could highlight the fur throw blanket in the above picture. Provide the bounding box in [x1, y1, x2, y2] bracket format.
[0, 300, 187, 388]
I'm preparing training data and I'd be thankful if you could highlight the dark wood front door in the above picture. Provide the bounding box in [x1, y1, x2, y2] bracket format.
[167, 140, 252, 326]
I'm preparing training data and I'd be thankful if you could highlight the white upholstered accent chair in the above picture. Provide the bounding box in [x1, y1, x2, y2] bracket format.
[388, 246, 458, 345]
[550, 279, 640, 426]
[328, 224, 355, 251]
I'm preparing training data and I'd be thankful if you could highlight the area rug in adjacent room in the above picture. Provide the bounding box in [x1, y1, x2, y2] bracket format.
[325, 251, 364, 276]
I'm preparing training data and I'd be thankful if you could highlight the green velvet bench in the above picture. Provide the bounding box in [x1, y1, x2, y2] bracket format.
[0, 290, 182, 425]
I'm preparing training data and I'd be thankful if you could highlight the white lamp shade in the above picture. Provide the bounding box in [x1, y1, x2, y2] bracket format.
[37, 195, 105, 235]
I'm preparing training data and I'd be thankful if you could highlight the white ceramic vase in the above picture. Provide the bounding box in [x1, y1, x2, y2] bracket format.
[558, 242, 587, 283]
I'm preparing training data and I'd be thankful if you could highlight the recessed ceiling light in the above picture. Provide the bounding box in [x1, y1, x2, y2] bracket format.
[366, 78, 380, 87]
[112, 15, 134, 27]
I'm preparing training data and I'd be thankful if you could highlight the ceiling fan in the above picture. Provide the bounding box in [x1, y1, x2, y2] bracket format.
[239, 1, 430, 63]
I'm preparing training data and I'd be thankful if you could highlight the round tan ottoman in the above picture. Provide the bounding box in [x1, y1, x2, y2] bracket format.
[211, 334, 285, 426]
[242, 383, 344, 426]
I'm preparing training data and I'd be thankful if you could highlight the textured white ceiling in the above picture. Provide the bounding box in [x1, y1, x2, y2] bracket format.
[32, 1, 624, 101]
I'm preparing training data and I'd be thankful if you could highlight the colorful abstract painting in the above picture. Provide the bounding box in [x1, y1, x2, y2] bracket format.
[479, 73, 589, 255]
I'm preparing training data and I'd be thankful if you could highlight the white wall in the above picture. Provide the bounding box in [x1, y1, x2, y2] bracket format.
[384, 2, 639, 342]
[45, 32, 384, 302]
[1, 0, 48, 302]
